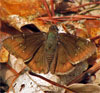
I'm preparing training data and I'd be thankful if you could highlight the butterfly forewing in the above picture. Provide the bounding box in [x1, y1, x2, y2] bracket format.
[59, 33, 96, 64]
[3, 32, 46, 61]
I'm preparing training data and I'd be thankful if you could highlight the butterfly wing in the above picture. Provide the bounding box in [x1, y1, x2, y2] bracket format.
[26, 44, 50, 73]
[59, 33, 96, 64]
[3, 32, 46, 61]
[50, 43, 75, 75]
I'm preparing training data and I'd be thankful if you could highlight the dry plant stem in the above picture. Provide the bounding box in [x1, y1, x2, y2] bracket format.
[50, 0, 57, 24]
[50, 0, 55, 16]
[75, 0, 86, 10]
[26, 73, 45, 92]
[39, 0, 100, 23]
[41, 0, 57, 24]
[67, 62, 100, 85]
[7, 67, 26, 93]
[75, 0, 82, 5]
[29, 71, 75, 93]
[41, 0, 52, 17]
[50, 15, 100, 19]
[67, 1, 100, 12]
[6, 64, 18, 75]
[90, 35, 100, 42]
[79, 8, 100, 15]
[38, 14, 100, 22]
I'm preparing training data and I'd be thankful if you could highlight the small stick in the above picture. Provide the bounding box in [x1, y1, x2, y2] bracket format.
[50, 0, 55, 16]
[65, 1, 100, 12]
[41, 0, 52, 17]
[38, 14, 100, 22]
[67, 62, 100, 85]
[7, 66, 26, 93]
[29, 71, 75, 92]
[6, 64, 18, 75]
[90, 35, 100, 42]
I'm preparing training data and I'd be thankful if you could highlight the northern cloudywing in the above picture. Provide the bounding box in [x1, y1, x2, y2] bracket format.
[3, 25, 96, 75]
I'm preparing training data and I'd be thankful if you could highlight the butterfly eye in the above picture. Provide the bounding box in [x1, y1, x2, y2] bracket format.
[54, 25, 58, 31]
[48, 45, 52, 50]
[49, 25, 58, 31]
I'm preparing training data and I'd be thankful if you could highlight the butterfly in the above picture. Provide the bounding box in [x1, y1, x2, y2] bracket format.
[3, 25, 96, 75]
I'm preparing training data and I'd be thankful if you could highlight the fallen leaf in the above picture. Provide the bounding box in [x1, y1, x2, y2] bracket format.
[0, 0, 46, 17]
[91, 68, 100, 85]
[0, 47, 9, 63]
[68, 83, 100, 93]
[0, 0, 50, 32]
[84, 20, 100, 40]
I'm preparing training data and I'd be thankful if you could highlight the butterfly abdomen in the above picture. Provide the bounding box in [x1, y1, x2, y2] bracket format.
[46, 54, 54, 63]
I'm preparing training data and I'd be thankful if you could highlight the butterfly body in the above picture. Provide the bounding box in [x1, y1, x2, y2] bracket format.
[44, 26, 58, 70]
[3, 25, 96, 75]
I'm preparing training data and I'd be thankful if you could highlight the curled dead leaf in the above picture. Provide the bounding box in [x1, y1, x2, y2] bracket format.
[68, 83, 100, 93]
[0, 47, 9, 63]
[0, 0, 46, 17]
[84, 20, 100, 38]
[9, 55, 26, 73]
[0, 0, 50, 32]
[84, 20, 100, 59]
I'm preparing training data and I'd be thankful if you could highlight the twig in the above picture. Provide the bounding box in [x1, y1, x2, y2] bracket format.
[50, 0, 55, 16]
[38, 15, 100, 22]
[90, 35, 100, 42]
[29, 71, 75, 92]
[66, 1, 100, 12]
[7, 66, 26, 93]
[67, 62, 100, 85]
[41, 0, 52, 17]
[6, 64, 18, 75]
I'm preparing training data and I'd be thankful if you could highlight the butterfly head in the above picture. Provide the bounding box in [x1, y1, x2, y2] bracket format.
[49, 25, 58, 33]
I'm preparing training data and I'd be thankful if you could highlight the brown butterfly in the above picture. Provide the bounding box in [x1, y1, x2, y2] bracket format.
[3, 25, 96, 75]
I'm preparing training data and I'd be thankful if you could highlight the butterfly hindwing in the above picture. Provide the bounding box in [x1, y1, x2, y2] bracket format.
[59, 33, 96, 64]
[27, 44, 49, 73]
[50, 43, 75, 75]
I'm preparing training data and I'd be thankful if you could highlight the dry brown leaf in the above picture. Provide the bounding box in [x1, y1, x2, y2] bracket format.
[84, 20, 100, 39]
[0, 20, 21, 42]
[0, 0, 50, 32]
[0, 63, 16, 86]
[0, 47, 9, 63]
[91, 69, 100, 85]
[0, 0, 46, 17]
[0, 55, 26, 90]
[9, 55, 26, 73]
[0, 20, 22, 63]
[84, 19, 100, 59]
[75, 28, 88, 38]
[68, 83, 100, 93]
